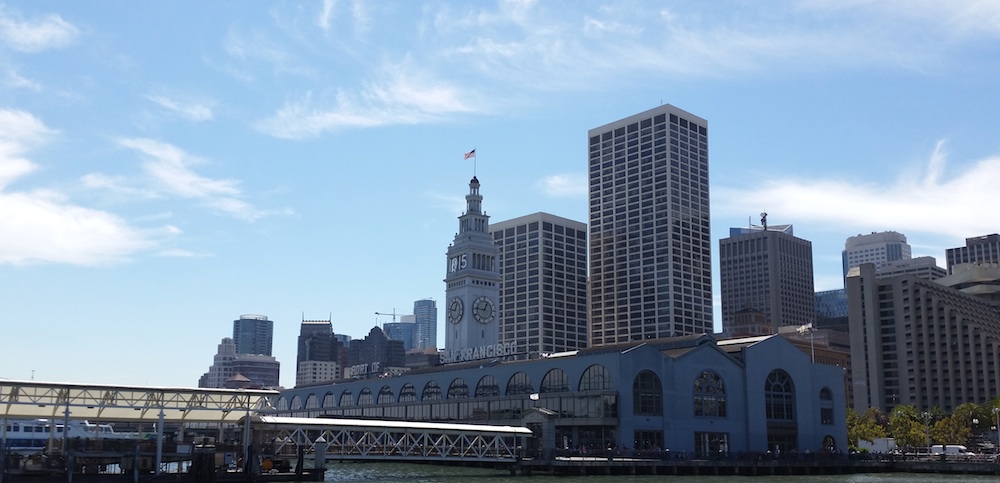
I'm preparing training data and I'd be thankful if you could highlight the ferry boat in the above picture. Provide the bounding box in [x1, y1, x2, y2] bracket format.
[1, 418, 139, 453]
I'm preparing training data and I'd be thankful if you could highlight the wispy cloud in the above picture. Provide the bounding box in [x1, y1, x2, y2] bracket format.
[536, 173, 588, 198]
[117, 138, 269, 222]
[0, 110, 156, 266]
[714, 141, 1000, 241]
[147, 95, 214, 122]
[256, 59, 478, 139]
[0, 5, 79, 53]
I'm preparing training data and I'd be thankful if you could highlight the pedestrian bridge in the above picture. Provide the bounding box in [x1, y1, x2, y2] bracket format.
[252, 416, 533, 463]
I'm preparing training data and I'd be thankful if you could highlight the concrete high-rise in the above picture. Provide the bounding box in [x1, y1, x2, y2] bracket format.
[588, 105, 712, 345]
[490, 212, 588, 358]
[232, 314, 273, 356]
[295, 317, 347, 386]
[842, 231, 911, 280]
[946, 234, 1000, 273]
[413, 299, 438, 350]
[719, 223, 815, 335]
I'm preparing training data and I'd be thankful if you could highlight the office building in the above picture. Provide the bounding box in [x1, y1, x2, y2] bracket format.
[588, 105, 712, 345]
[346, 326, 406, 379]
[276, 333, 847, 456]
[413, 299, 438, 350]
[295, 317, 348, 387]
[199, 337, 281, 389]
[719, 223, 815, 334]
[384, 318, 418, 352]
[233, 314, 273, 356]
[842, 231, 911, 280]
[877, 256, 946, 281]
[847, 262, 1000, 413]
[490, 212, 588, 358]
[946, 234, 1000, 273]
[815, 289, 848, 320]
[443, 176, 501, 361]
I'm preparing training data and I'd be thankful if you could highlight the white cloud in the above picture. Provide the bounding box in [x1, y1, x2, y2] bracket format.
[0, 6, 79, 53]
[256, 60, 478, 139]
[0, 110, 156, 266]
[536, 172, 588, 198]
[147, 95, 214, 122]
[117, 138, 268, 221]
[714, 141, 1000, 241]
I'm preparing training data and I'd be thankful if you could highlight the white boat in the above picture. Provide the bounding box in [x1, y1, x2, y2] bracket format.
[1, 418, 139, 453]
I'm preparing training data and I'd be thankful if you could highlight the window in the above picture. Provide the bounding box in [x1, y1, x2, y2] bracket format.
[339, 390, 353, 407]
[422, 381, 442, 400]
[448, 378, 470, 399]
[506, 372, 534, 395]
[633, 370, 663, 416]
[820, 387, 834, 425]
[398, 384, 417, 403]
[579, 364, 612, 391]
[377, 385, 394, 404]
[693, 370, 726, 417]
[765, 370, 794, 421]
[358, 388, 374, 405]
[475, 375, 500, 397]
[540, 369, 570, 393]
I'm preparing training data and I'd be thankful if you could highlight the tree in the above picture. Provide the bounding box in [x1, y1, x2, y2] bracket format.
[889, 405, 927, 451]
[848, 407, 887, 447]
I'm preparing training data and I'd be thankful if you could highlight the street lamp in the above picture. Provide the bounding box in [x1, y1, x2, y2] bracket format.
[993, 407, 1000, 455]
[923, 411, 931, 454]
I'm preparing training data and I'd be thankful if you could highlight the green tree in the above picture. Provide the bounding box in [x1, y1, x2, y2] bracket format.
[889, 405, 928, 451]
[848, 407, 887, 447]
[931, 415, 971, 446]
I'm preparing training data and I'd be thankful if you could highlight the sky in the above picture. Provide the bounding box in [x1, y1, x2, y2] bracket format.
[1, 1, 998, 389]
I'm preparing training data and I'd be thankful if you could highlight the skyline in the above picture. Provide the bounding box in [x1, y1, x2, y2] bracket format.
[1, 1, 998, 388]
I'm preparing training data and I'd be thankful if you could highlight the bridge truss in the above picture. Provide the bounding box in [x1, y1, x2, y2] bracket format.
[253, 416, 533, 463]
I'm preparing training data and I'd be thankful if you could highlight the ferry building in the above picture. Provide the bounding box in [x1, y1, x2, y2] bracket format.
[274, 332, 847, 456]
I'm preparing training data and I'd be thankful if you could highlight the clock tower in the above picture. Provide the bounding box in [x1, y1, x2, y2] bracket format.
[444, 176, 501, 361]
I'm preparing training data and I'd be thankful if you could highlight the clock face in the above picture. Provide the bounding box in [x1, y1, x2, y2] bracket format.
[448, 297, 464, 324]
[472, 296, 495, 324]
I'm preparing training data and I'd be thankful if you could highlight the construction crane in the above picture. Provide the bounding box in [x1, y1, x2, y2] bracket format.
[375, 309, 404, 325]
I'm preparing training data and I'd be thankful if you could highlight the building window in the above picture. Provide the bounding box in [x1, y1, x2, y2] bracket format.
[448, 378, 470, 399]
[694, 432, 729, 458]
[398, 383, 417, 403]
[339, 390, 353, 407]
[693, 370, 726, 417]
[506, 372, 535, 395]
[377, 385, 394, 404]
[765, 370, 794, 421]
[422, 381, 442, 401]
[820, 387, 834, 425]
[475, 375, 500, 397]
[579, 364, 612, 391]
[540, 369, 570, 393]
[633, 370, 663, 416]
[358, 388, 374, 405]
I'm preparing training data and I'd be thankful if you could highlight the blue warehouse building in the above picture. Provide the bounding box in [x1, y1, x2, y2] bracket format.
[273, 333, 847, 458]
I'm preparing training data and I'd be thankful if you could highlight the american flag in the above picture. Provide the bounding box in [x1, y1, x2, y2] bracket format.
[464, 148, 476, 160]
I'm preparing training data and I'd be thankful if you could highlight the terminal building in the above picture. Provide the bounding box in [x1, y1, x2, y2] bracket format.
[274, 333, 847, 456]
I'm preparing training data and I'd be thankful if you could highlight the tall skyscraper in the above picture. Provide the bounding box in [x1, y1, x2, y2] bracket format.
[443, 176, 501, 360]
[232, 314, 273, 356]
[295, 317, 347, 386]
[588, 105, 712, 345]
[413, 299, 438, 350]
[490, 212, 588, 358]
[719, 223, 815, 335]
[946, 233, 1000, 273]
[383, 317, 417, 352]
[842, 231, 911, 280]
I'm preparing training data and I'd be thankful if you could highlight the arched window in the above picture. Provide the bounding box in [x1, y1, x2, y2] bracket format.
[819, 387, 834, 425]
[765, 370, 794, 421]
[339, 390, 353, 407]
[448, 378, 470, 399]
[276, 397, 289, 411]
[693, 370, 726, 417]
[398, 383, 417, 403]
[358, 388, 374, 405]
[305, 394, 319, 409]
[422, 381, 442, 400]
[322, 392, 336, 408]
[475, 375, 500, 397]
[377, 385, 394, 404]
[633, 370, 662, 416]
[823, 435, 836, 452]
[290, 395, 302, 410]
[506, 372, 534, 396]
[579, 364, 612, 391]
[540, 369, 570, 393]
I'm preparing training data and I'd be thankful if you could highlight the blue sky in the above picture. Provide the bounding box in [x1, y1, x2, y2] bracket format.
[1, 1, 998, 389]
